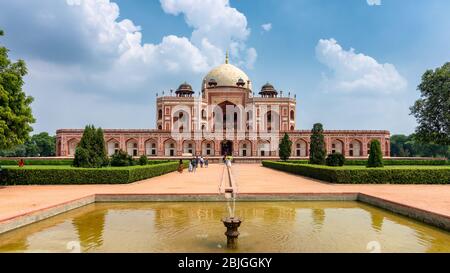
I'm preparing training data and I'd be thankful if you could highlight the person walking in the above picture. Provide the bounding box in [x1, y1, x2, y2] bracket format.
[188, 159, 193, 173]
[204, 157, 209, 168]
[200, 157, 204, 168]
[226, 155, 232, 167]
[192, 157, 197, 173]
[178, 159, 184, 173]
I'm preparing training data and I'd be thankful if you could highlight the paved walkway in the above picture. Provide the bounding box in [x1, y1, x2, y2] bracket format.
[1, 164, 450, 223]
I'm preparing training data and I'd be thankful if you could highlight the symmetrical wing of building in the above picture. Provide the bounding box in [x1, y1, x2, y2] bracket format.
[56, 56, 390, 158]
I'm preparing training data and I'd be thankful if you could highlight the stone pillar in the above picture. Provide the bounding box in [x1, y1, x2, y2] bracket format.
[362, 137, 368, 156]
[139, 137, 145, 156]
[60, 136, 65, 156]
[177, 139, 183, 156]
[344, 137, 350, 157]
[386, 139, 391, 157]
[215, 140, 221, 156]
[325, 137, 330, 155]
[233, 140, 239, 157]
[119, 135, 125, 151]
[196, 140, 202, 156]
[158, 138, 164, 156]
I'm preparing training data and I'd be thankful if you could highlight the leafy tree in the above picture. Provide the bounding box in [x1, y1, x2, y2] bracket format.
[390, 134, 411, 157]
[0, 132, 55, 157]
[0, 29, 35, 150]
[73, 125, 108, 168]
[279, 133, 292, 161]
[30, 132, 55, 156]
[309, 123, 327, 165]
[326, 153, 345, 167]
[367, 139, 384, 168]
[390, 134, 449, 158]
[410, 62, 450, 146]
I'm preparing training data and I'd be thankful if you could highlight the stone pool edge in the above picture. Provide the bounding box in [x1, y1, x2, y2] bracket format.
[1, 192, 449, 234]
[0, 194, 95, 234]
[358, 193, 450, 232]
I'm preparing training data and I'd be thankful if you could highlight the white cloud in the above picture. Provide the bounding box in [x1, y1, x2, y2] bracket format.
[0, 0, 257, 133]
[245, 48, 258, 69]
[160, 0, 255, 68]
[261, 23, 272, 32]
[367, 0, 381, 6]
[315, 38, 407, 94]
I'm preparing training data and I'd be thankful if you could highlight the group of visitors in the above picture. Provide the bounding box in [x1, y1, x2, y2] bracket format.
[178, 156, 209, 173]
[188, 156, 209, 173]
[177, 154, 234, 174]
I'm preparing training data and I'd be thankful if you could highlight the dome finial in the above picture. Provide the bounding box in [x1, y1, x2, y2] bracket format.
[225, 50, 229, 64]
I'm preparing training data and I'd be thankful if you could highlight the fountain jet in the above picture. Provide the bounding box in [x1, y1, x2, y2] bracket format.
[220, 164, 241, 249]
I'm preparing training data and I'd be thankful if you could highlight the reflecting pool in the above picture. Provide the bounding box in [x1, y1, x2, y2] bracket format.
[1, 202, 449, 253]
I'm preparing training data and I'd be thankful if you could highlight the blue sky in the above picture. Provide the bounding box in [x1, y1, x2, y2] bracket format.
[0, 0, 449, 135]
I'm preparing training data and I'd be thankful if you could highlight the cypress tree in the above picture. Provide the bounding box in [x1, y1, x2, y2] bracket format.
[309, 123, 327, 165]
[73, 125, 108, 168]
[367, 139, 384, 168]
[279, 133, 292, 161]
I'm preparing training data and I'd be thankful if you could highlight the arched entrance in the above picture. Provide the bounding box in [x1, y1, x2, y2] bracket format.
[331, 139, 344, 154]
[239, 140, 252, 157]
[221, 140, 233, 156]
[202, 140, 215, 156]
[349, 139, 362, 157]
[216, 101, 240, 131]
[294, 140, 307, 157]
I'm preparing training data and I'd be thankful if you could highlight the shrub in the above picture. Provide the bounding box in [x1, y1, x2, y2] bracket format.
[73, 147, 91, 168]
[0, 162, 187, 185]
[110, 150, 135, 167]
[139, 155, 149, 166]
[262, 161, 450, 184]
[73, 125, 109, 168]
[367, 140, 384, 168]
[309, 123, 327, 165]
[279, 133, 292, 161]
[326, 153, 345, 166]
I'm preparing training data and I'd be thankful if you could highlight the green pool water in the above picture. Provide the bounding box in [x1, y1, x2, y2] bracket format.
[1, 201, 449, 253]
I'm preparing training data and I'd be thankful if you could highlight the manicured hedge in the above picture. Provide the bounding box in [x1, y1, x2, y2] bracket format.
[0, 159, 174, 166]
[0, 159, 74, 166]
[262, 161, 450, 184]
[0, 161, 187, 185]
[287, 160, 309, 164]
[146, 160, 172, 165]
[343, 159, 450, 166]
[288, 159, 449, 166]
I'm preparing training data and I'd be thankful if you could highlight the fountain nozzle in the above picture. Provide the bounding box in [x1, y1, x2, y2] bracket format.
[222, 216, 242, 249]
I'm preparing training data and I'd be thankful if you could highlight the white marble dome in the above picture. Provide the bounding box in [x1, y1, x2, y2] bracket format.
[204, 63, 250, 88]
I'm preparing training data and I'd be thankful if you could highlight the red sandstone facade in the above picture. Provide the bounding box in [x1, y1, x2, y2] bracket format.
[56, 129, 390, 158]
[56, 59, 390, 158]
